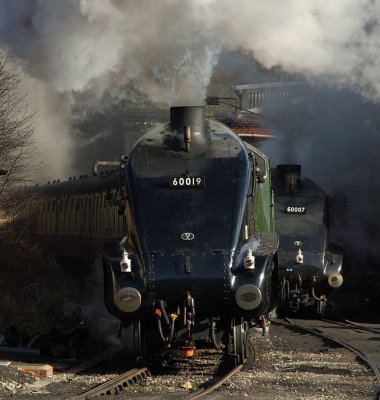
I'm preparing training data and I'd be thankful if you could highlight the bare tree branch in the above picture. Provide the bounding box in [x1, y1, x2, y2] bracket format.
[0, 56, 37, 218]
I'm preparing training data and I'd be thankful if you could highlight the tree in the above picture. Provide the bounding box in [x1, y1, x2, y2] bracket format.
[0, 60, 79, 338]
[0, 56, 36, 216]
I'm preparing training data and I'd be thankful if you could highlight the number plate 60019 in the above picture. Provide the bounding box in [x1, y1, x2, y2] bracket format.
[169, 176, 205, 188]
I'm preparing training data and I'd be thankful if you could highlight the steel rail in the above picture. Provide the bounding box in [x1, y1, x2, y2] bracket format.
[181, 364, 243, 400]
[341, 319, 380, 335]
[320, 318, 372, 332]
[279, 318, 380, 386]
[64, 348, 119, 377]
[328, 303, 380, 335]
[67, 367, 149, 399]
[321, 318, 380, 335]
[20, 348, 121, 396]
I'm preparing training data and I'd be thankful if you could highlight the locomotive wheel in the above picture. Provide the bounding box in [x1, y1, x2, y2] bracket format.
[312, 298, 326, 317]
[120, 320, 145, 363]
[132, 320, 143, 358]
[229, 317, 248, 365]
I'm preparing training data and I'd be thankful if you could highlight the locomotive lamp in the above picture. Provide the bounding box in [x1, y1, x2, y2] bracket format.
[328, 272, 343, 288]
[244, 248, 255, 269]
[120, 249, 132, 273]
[115, 287, 141, 313]
[296, 248, 304, 264]
[235, 284, 262, 310]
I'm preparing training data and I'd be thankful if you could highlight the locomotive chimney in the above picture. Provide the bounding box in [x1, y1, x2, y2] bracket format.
[170, 106, 207, 151]
[277, 164, 302, 191]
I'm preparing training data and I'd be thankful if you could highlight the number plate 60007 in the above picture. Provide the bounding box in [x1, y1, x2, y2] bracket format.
[285, 206, 306, 214]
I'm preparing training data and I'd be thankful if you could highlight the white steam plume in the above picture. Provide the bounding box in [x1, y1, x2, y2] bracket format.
[206, 0, 380, 100]
[0, 0, 221, 103]
[2, 1, 380, 102]
[0, 0, 380, 179]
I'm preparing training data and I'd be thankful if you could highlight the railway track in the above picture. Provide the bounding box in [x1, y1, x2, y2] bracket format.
[66, 348, 244, 399]
[179, 363, 243, 400]
[67, 367, 150, 399]
[19, 347, 120, 396]
[64, 347, 120, 377]
[322, 318, 380, 335]
[12, 323, 378, 399]
[328, 303, 380, 335]
[276, 318, 380, 395]
[66, 319, 380, 399]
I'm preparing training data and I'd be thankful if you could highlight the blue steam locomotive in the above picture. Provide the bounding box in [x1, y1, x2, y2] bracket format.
[103, 106, 278, 364]
[272, 164, 343, 315]
[27, 105, 278, 365]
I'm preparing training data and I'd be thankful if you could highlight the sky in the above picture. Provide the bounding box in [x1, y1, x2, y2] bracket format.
[0, 0, 380, 179]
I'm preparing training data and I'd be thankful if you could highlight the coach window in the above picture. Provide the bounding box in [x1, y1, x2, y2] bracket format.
[59, 199, 64, 211]
[47, 200, 51, 212]
[111, 189, 117, 207]
[88, 199, 93, 210]
[70, 198, 75, 211]
[76, 198, 83, 210]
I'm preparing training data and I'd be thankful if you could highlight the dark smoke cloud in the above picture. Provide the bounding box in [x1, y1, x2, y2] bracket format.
[259, 85, 380, 302]
[0, 0, 380, 179]
[261, 87, 380, 185]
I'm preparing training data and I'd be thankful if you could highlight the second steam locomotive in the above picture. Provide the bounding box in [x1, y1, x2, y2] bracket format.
[272, 164, 343, 315]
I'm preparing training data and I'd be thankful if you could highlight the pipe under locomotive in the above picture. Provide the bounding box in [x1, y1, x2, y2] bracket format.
[103, 106, 278, 364]
[272, 164, 343, 315]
